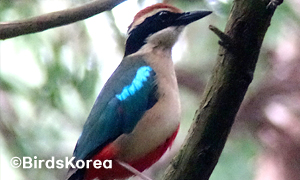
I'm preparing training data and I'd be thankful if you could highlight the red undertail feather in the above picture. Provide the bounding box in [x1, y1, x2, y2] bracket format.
[85, 125, 180, 180]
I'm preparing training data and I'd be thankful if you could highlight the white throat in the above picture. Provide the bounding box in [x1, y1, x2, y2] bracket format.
[146, 26, 184, 49]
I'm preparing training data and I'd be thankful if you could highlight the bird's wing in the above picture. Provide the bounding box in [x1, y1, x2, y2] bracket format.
[73, 55, 158, 161]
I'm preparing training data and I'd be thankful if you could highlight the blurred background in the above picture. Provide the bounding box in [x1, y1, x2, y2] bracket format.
[0, 0, 300, 180]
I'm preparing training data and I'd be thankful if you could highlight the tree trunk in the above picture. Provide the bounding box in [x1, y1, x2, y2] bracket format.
[163, 0, 283, 179]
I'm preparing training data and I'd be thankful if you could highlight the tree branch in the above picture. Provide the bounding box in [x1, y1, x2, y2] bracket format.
[0, 0, 126, 40]
[163, 0, 283, 179]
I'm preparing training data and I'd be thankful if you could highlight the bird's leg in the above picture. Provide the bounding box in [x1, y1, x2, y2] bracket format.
[115, 160, 153, 180]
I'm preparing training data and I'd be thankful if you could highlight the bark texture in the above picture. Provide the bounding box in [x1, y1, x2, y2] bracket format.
[163, 0, 283, 180]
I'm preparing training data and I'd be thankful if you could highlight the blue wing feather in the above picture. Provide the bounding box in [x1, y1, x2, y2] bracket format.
[73, 56, 157, 161]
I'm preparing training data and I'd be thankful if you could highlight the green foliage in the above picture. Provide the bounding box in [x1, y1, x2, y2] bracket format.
[1, 0, 299, 180]
[210, 137, 258, 180]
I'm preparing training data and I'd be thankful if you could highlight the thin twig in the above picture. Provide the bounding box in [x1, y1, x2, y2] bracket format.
[209, 25, 236, 51]
[0, 0, 126, 40]
[116, 160, 153, 180]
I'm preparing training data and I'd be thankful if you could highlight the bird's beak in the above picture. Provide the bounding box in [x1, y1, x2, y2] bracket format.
[175, 10, 212, 26]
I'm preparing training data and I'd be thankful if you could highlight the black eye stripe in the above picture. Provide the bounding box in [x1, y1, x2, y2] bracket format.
[125, 11, 182, 56]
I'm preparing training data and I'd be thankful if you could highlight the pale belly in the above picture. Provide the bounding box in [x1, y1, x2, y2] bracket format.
[114, 97, 180, 162]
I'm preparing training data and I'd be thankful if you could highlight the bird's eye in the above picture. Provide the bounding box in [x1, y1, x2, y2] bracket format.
[158, 11, 170, 21]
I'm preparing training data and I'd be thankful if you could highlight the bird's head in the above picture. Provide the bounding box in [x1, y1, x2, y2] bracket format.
[124, 3, 212, 56]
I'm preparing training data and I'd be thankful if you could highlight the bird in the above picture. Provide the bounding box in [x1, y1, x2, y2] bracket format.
[67, 3, 211, 180]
